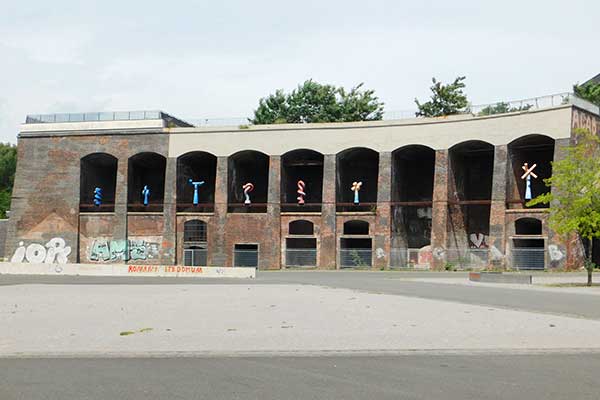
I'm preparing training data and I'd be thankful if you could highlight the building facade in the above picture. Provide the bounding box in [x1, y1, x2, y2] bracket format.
[6, 102, 600, 270]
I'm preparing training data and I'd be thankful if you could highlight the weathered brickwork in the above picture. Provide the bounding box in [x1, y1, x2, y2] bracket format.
[7, 105, 597, 270]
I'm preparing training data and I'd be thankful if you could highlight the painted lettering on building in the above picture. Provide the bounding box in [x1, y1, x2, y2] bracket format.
[11, 238, 72, 264]
[89, 239, 159, 262]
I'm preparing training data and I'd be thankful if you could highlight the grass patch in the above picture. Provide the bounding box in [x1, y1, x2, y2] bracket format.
[139, 327, 153, 333]
[120, 331, 135, 336]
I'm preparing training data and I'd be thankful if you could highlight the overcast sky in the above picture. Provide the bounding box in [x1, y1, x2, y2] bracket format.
[0, 0, 598, 142]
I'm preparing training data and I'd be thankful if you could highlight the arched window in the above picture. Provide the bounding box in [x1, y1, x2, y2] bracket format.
[515, 218, 542, 235]
[289, 220, 314, 235]
[336, 147, 379, 211]
[177, 151, 217, 212]
[128, 152, 166, 212]
[228, 150, 269, 213]
[508, 135, 555, 208]
[343, 220, 369, 235]
[281, 149, 324, 212]
[80, 153, 117, 212]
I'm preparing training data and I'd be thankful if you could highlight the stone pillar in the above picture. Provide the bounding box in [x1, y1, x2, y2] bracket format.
[113, 156, 128, 246]
[488, 145, 508, 267]
[210, 156, 228, 267]
[266, 155, 282, 269]
[320, 154, 337, 269]
[374, 151, 392, 269]
[160, 157, 177, 264]
[446, 150, 468, 251]
[548, 138, 573, 269]
[431, 149, 449, 269]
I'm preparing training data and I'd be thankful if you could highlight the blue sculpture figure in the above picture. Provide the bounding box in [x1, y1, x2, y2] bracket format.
[142, 185, 150, 206]
[93, 187, 103, 207]
[188, 179, 205, 206]
[525, 175, 532, 200]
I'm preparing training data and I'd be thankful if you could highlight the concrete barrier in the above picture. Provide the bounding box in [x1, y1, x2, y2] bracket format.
[0, 262, 255, 279]
[469, 271, 532, 284]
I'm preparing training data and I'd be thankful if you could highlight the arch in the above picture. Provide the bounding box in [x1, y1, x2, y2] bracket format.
[177, 151, 217, 212]
[281, 149, 324, 209]
[80, 152, 118, 211]
[343, 220, 370, 235]
[127, 152, 166, 211]
[336, 147, 379, 207]
[289, 220, 314, 235]
[391, 145, 435, 248]
[228, 150, 270, 211]
[391, 145, 435, 202]
[515, 217, 542, 235]
[183, 219, 208, 243]
[508, 134, 555, 148]
[508, 134, 555, 208]
[449, 140, 495, 201]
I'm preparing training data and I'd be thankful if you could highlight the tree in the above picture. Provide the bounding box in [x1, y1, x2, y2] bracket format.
[0, 143, 16, 218]
[415, 76, 469, 117]
[573, 81, 600, 107]
[250, 80, 384, 124]
[477, 102, 533, 116]
[528, 128, 600, 285]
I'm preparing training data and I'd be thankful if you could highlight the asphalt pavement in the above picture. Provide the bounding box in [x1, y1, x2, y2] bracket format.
[1, 354, 598, 400]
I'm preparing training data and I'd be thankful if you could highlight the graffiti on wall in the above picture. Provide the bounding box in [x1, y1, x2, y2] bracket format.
[469, 233, 488, 249]
[11, 238, 72, 264]
[89, 239, 160, 262]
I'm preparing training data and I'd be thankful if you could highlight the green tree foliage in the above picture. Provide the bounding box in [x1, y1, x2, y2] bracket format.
[0, 143, 16, 218]
[250, 80, 384, 124]
[415, 76, 469, 117]
[573, 81, 600, 107]
[528, 128, 600, 285]
[477, 102, 533, 116]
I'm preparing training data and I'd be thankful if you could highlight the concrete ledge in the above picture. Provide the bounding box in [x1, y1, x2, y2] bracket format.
[469, 272, 532, 284]
[0, 262, 255, 279]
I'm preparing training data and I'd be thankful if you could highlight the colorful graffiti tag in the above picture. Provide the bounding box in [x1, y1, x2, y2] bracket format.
[11, 238, 72, 264]
[89, 239, 159, 262]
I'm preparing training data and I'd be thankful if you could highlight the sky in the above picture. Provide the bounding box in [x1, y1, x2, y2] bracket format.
[0, 0, 598, 143]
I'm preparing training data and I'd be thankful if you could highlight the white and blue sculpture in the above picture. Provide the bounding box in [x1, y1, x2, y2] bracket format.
[521, 163, 537, 200]
[242, 182, 254, 205]
[93, 187, 102, 207]
[188, 179, 205, 206]
[142, 185, 150, 206]
[351, 181, 363, 204]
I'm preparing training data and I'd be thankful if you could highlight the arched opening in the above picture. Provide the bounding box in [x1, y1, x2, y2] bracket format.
[281, 149, 323, 212]
[128, 152, 166, 212]
[515, 218, 542, 235]
[228, 150, 269, 213]
[289, 220, 314, 235]
[286, 220, 317, 267]
[80, 153, 117, 212]
[512, 217, 545, 270]
[177, 151, 217, 212]
[448, 141, 494, 248]
[183, 219, 208, 266]
[508, 135, 554, 209]
[343, 220, 369, 235]
[336, 147, 379, 212]
[391, 145, 435, 252]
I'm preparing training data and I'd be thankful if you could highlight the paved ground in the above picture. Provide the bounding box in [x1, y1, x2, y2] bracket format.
[2, 354, 599, 400]
[1, 270, 598, 398]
